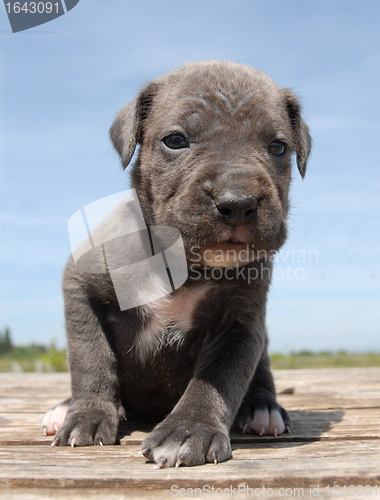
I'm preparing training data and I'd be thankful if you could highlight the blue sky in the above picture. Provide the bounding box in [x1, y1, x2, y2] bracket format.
[0, 0, 379, 352]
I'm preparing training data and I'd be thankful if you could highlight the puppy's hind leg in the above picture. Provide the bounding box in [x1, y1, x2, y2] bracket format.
[234, 349, 291, 437]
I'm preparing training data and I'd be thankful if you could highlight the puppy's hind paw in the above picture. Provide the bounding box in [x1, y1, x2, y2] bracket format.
[41, 398, 71, 436]
[237, 403, 291, 437]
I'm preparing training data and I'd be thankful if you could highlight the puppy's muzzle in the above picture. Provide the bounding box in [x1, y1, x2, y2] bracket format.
[202, 167, 265, 227]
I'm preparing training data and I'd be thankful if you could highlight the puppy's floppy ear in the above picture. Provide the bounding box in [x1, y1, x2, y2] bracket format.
[283, 90, 312, 178]
[109, 82, 159, 170]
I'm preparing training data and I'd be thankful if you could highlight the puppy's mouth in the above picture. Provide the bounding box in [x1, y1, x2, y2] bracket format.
[208, 238, 249, 252]
[189, 233, 256, 268]
[224, 237, 248, 245]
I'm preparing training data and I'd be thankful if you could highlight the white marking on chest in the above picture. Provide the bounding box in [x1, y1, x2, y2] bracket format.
[134, 287, 209, 362]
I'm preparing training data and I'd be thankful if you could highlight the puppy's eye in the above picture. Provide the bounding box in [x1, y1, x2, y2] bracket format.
[268, 141, 286, 156]
[163, 134, 189, 150]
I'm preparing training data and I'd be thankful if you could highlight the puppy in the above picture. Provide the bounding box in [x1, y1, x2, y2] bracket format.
[41, 60, 311, 467]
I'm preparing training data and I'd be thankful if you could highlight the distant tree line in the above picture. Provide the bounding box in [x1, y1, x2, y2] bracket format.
[0, 327, 68, 372]
[0, 327, 13, 355]
[0, 327, 48, 357]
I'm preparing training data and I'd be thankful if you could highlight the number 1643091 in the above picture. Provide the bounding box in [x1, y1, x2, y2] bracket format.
[5, 2, 60, 14]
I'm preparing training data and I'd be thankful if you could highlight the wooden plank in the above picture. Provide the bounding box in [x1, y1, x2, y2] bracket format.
[0, 369, 379, 498]
[0, 374, 71, 412]
[0, 441, 379, 488]
[0, 408, 379, 445]
[0, 490, 379, 500]
[274, 368, 380, 411]
[1, 489, 186, 500]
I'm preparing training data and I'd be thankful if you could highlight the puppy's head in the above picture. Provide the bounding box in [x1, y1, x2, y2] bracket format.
[110, 61, 311, 267]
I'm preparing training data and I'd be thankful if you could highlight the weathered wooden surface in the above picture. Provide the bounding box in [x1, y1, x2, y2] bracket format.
[0, 369, 379, 499]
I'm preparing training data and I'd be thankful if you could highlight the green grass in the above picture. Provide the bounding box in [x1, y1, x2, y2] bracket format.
[0, 345, 67, 373]
[0, 348, 379, 372]
[270, 351, 380, 369]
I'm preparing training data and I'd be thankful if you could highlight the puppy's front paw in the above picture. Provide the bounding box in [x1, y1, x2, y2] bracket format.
[236, 401, 291, 437]
[141, 415, 232, 468]
[51, 402, 120, 447]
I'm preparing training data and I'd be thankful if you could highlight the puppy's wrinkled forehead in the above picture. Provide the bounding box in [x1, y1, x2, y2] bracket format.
[146, 63, 290, 140]
[110, 60, 310, 179]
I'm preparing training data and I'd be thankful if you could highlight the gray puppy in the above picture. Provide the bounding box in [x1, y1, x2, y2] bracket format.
[41, 61, 311, 468]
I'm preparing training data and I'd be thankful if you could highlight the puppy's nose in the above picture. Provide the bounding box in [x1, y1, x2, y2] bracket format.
[215, 192, 258, 225]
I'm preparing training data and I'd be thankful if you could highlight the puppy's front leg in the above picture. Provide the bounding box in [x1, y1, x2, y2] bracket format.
[142, 322, 264, 467]
[52, 266, 124, 447]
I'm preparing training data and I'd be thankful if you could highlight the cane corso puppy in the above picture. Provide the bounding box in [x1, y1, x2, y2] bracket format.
[41, 60, 311, 467]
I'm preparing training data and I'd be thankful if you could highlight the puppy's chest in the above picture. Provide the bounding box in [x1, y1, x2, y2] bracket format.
[135, 287, 209, 361]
